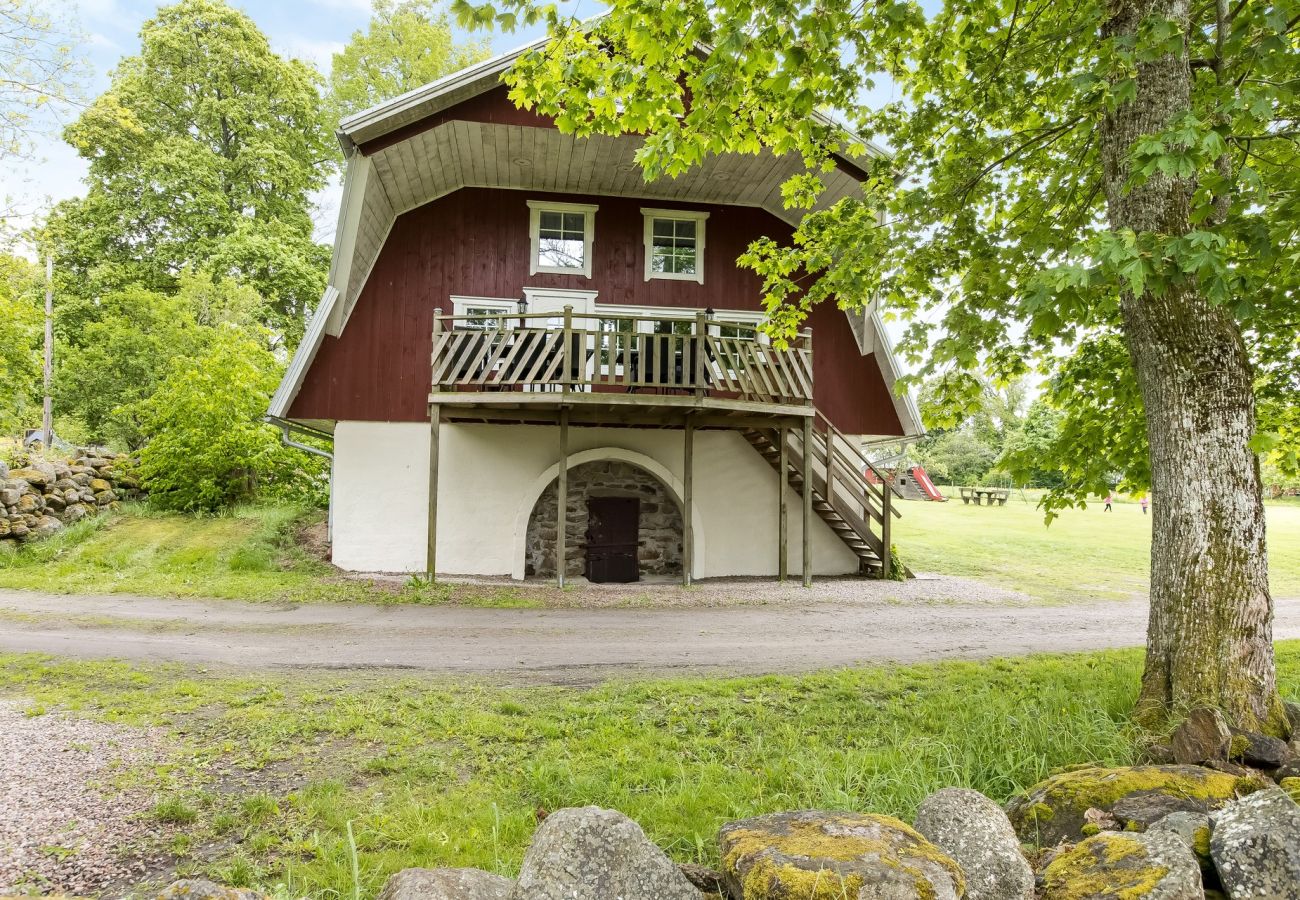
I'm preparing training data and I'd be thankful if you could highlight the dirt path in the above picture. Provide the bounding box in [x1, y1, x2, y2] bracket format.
[3, 586, 1299, 683]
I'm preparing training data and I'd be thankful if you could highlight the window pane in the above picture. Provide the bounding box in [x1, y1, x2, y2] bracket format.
[562, 212, 586, 233]
[675, 220, 696, 238]
[539, 237, 585, 269]
[539, 210, 563, 231]
[652, 219, 675, 237]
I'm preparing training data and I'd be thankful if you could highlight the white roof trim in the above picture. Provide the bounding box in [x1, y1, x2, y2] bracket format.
[269, 285, 338, 419]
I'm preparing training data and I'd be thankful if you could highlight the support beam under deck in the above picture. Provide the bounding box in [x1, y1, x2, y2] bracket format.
[556, 408, 570, 588]
[683, 416, 694, 587]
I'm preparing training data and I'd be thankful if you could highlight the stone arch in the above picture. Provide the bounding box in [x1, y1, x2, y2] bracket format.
[511, 448, 705, 581]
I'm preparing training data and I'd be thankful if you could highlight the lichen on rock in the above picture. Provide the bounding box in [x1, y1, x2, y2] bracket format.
[1040, 830, 1203, 899]
[1004, 765, 1263, 847]
[719, 809, 964, 900]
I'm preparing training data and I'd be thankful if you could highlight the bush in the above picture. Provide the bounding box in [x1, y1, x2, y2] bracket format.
[132, 326, 325, 511]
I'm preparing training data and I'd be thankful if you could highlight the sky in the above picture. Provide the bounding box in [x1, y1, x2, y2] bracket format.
[5, 0, 574, 246]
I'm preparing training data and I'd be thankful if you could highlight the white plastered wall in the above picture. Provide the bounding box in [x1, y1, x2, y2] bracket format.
[331, 420, 860, 577]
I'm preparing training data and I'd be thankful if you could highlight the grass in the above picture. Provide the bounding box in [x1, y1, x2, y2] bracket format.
[0, 644, 1295, 896]
[901, 490, 1300, 603]
[0, 504, 539, 608]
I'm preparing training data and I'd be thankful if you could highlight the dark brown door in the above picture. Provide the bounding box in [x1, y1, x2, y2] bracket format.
[584, 497, 640, 583]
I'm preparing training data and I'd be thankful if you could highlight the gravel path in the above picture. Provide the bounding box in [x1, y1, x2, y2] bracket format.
[2, 584, 1299, 682]
[0, 700, 171, 895]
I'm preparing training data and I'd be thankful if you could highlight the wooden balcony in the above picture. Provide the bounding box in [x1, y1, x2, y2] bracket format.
[428, 307, 815, 425]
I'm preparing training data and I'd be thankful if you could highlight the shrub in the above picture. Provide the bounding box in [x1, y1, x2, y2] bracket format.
[132, 326, 324, 511]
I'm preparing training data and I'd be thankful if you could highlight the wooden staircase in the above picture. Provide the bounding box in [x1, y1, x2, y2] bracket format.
[741, 412, 903, 577]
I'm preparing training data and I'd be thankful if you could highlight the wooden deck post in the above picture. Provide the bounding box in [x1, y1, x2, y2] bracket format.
[556, 407, 570, 588]
[778, 426, 788, 582]
[561, 305, 573, 396]
[426, 309, 442, 579]
[881, 479, 893, 579]
[802, 415, 813, 587]
[683, 416, 694, 586]
[694, 311, 707, 399]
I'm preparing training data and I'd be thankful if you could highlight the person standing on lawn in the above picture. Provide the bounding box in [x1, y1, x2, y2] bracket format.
[1105, 492, 1114, 512]
[1141, 496, 1149, 515]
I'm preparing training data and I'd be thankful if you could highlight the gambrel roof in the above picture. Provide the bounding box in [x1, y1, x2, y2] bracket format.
[269, 32, 921, 437]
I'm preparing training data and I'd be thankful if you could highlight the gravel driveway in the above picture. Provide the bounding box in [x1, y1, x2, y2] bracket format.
[3, 582, 1299, 683]
[0, 700, 172, 895]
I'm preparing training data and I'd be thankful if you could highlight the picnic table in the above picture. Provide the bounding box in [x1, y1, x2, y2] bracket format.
[959, 486, 1010, 506]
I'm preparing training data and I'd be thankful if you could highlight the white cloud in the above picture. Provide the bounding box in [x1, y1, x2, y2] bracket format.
[274, 36, 345, 75]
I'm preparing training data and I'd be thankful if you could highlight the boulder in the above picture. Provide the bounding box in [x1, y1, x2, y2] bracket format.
[88, 477, 112, 492]
[32, 516, 62, 538]
[71, 471, 91, 485]
[157, 879, 266, 900]
[1210, 786, 1300, 897]
[0, 517, 10, 538]
[81, 457, 111, 469]
[0, 460, 7, 479]
[94, 489, 116, 504]
[0, 486, 21, 507]
[719, 809, 964, 900]
[8, 467, 50, 487]
[1040, 830, 1202, 899]
[377, 868, 513, 900]
[511, 806, 700, 900]
[16, 493, 42, 514]
[1281, 777, 1300, 804]
[1284, 700, 1300, 736]
[1005, 765, 1261, 846]
[9, 521, 28, 539]
[677, 862, 727, 896]
[914, 787, 1033, 900]
[1228, 729, 1292, 769]
[53, 477, 79, 492]
[63, 503, 88, 523]
[1172, 708, 1232, 765]
[43, 492, 65, 512]
[1148, 810, 1215, 876]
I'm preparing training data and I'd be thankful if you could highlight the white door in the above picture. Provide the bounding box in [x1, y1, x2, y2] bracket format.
[520, 289, 599, 388]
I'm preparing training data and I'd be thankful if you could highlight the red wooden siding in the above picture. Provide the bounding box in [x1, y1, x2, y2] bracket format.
[290, 187, 904, 435]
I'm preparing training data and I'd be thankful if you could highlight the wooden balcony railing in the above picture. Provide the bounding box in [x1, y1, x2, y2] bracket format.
[430, 307, 813, 406]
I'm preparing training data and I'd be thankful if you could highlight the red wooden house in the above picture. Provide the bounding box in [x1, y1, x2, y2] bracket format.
[268, 39, 922, 584]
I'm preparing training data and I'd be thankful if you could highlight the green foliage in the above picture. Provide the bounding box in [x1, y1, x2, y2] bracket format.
[129, 326, 318, 511]
[0, 0, 85, 163]
[43, 0, 331, 337]
[327, 0, 490, 124]
[0, 252, 43, 434]
[455, 0, 1300, 511]
[55, 273, 268, 449]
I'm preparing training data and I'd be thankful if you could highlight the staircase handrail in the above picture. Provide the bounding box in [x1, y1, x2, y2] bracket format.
[812, 409, 906, 514]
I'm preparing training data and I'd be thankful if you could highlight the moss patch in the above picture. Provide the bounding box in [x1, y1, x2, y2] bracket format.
[1042, 833, 1171, 899]
[720, 812, 964, 900]
[1283, 778, 1300, 805]
[1007, 765, 1259, 846]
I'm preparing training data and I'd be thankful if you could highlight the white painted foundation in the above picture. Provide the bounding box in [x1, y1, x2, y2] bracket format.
[331, 420, 860, 578]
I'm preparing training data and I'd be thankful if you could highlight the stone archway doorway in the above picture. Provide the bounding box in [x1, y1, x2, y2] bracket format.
[524, 459, 684, 581]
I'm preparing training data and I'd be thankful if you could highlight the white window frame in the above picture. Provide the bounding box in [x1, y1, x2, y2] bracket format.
[528, 200, 597, 278]
[641, 208, 709, 285]
[450, 295, 518, 328]
[592, 304, 768, 342]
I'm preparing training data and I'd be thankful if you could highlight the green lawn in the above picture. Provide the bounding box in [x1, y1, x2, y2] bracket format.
[1, 645, 1296, 896]
[0, 504, 539, 607]
[2, 497, 1298, 608]
[900, 492, 1300, 603]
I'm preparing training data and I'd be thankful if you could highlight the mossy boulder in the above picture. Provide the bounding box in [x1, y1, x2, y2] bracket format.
[1005, 765, 1262, 847]
[719, 809, 965, 900]
[1040, 831, 1202, 899]
[1210, 786, 1300, 898]
[1282, 777, 1300, 804]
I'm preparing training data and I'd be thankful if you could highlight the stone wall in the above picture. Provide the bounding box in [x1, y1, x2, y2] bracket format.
[0, 451, 142, 543]
[526, 460, 683, 579]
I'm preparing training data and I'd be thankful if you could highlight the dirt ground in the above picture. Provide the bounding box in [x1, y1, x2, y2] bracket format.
[4, 583, 1299, 683]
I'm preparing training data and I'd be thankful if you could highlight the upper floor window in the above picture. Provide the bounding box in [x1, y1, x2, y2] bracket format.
[451, 296, 516, 329]
[528, 200, 597, 278]
[642, 208, 708, 285]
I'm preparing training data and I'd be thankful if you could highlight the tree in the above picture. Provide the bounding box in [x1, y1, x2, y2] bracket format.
[0, 0, 83, 162]
[45, 0, 332, 338]
[55, 273, 268, 449]
[131, 325, 321, 511]
[462, 0, 1299, 733]
[328, 0, 490, 123]
[0, 252, 43, 434]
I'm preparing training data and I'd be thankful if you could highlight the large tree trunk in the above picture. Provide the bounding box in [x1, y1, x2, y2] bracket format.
[1100, 0, 1287, 733]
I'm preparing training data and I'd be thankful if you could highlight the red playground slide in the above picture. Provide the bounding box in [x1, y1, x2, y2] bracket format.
[910, 465, 946, 501]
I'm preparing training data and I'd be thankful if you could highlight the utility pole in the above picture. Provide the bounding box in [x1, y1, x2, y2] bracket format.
[42, 254, 53, 450]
